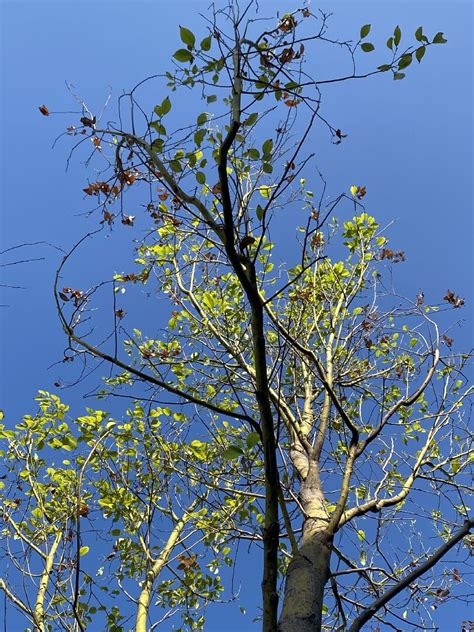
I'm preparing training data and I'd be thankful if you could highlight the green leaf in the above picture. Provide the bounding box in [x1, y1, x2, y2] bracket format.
[194, 129, 206, 147]
[173, 48, 194, 63]
[262, 138, 273, 156]
[154, 97, 171, 117]
[256, 204, 264, 221]
[197, 112, 208, 125]
[223, 445, 244, 461]
[361, 43, 375, 52]
[0, 410, 3, 421]
[190, 439, 207, 460]
[170, 159, 182, 173]
[259, 185, 272, 199]
[243, 112, 258, 126]
[151, 138, 164, 152]
[196, 171, 206, 185]
[262, 162, 273, 174]
[415, 46, 426, 63]
[386, 36, 394, 50]
[433, 31, 447, 44]
[398, 54, 412, 69]
[378, 64, 391, 72]
[150, 121, 166, 135]
[360, 24, 371, 39]
[207, 95, 217, 103]
[451, 460, 461, 474]
[79, 546, 90, 556]
[201, 35, 212, 51]
[247, 148, 260, 160]
[394, 25, 401, 47]
[415, 26, 423, 42]
[161, 96, 172, 115]
[179, 26, 196, 48]
[246, 432, 260, 449]
[393, 72, 405, 81]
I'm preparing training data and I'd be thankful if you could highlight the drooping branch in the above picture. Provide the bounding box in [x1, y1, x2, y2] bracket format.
[54, 258, 259, 432]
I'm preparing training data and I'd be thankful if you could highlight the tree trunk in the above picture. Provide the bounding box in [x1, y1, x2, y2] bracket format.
[278, 471, 332, 632]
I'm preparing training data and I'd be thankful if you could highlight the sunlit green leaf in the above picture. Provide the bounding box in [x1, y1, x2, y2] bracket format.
[179, 26, 196, 48]
[433, 32, 447, 44]
[223, 446, 244, 460]
[394, 25, 402, 47]
[415, 46, 426, 63]
[244, 112, 258, 126]
[398, 54, 412, 69]
[201, 35, 212, 51]
[197, 112, 208, 125]
[173, 48, 194, 63]
[246, 432, 260, 449]
[262, 139, 273, 156]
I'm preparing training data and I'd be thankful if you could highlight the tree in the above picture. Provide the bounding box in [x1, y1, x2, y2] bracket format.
[0, 392, 249, 631]
[1, 3, 472, 631]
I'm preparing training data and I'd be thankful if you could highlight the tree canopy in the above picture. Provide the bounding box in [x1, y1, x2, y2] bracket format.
[0, 3, 472, 632]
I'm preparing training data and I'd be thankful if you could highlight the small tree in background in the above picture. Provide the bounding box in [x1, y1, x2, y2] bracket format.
[1, 3, 472, 631]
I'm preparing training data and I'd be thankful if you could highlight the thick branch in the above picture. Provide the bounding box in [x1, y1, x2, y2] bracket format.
[216, 36, 280, 632]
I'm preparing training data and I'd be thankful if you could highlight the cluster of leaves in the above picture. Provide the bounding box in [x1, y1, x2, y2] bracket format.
[0, 393, 267, 631]
[360, 23, 448, 80]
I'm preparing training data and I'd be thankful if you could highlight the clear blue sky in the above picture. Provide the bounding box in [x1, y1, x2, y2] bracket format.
[0, 1, 472, 630]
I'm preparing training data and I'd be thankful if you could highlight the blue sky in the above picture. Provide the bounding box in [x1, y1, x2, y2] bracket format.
[0, 1, 472, 630]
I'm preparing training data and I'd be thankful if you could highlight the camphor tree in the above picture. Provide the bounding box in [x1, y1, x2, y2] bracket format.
[1, 2, 472, 631]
